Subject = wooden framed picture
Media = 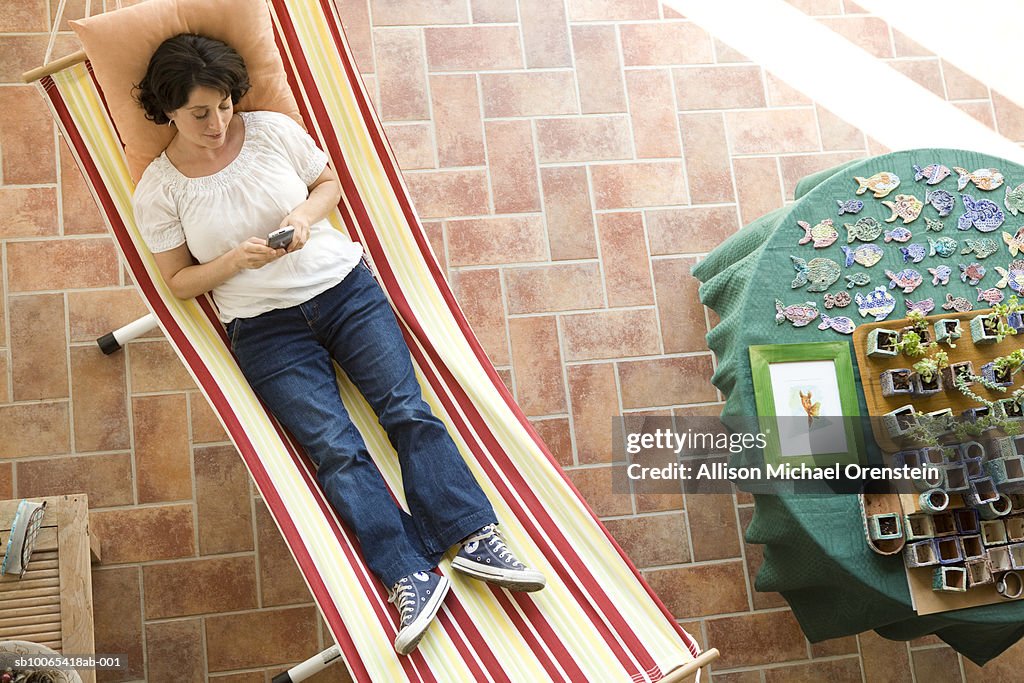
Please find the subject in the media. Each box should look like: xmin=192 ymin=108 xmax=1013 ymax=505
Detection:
xmin=749 ymin=341 xmax=864 ymax=468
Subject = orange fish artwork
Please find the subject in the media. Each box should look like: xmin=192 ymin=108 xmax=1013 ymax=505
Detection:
xmin=799 ymin=390 xmax=820 ymax=427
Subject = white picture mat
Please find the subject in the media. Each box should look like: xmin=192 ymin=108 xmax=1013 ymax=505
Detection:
xmin=768 ymin=359 xmax=848 ymax=457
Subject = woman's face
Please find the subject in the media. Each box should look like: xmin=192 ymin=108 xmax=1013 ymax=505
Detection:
xmin=167 ymin=85 xmax=234 ymax=150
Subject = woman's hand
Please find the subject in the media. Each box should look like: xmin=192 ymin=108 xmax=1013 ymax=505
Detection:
xmin=280 ymin=212 xmax=311 ymax=253
xmin=233 ymin=236 xmax=286 ymax=270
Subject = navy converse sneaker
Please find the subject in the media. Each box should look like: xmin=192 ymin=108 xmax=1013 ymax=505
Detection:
xmin=390 ymin=571 xmax=451 ymax=655
xmin=452 ymin=525 xmax=546 ymax=592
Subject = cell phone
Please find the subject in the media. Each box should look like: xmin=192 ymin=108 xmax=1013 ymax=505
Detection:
xmin=267 ymin=226 xmax=295 ymax=250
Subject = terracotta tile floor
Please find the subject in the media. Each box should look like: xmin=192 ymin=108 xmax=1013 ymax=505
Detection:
xmin=2 ymin=0 xmax=1023 ymax=681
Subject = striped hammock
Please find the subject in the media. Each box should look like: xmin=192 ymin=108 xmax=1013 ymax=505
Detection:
xmin=34 ymin=1 xmax=712 ymax=680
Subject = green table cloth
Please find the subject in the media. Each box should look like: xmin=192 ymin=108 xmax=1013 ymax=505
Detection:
xmin=693 ymin=149 xmax=1024 ymax=665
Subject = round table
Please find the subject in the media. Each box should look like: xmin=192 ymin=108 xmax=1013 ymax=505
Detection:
xmin=693 ymin=149 xmax=1024 ymax=665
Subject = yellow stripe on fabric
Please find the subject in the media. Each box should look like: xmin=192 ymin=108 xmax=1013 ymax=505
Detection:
xmin=48 ymin=65 xmax=433 ymax=682
xmin=284 ymin=1 xmax=699 ymax=679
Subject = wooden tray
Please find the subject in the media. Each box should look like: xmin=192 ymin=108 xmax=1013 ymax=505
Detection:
xmin=852 ymin=308 xmax=1024 ymax=453
xmin=853 ymin=309 xmax=1024 ymax=614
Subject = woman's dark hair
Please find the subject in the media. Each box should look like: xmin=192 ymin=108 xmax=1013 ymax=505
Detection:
xmin=135 ymin=33 xmax=251 ymax=125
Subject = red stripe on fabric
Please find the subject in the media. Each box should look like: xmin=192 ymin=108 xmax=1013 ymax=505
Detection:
xmin=310 ymin=2 xmax=686 ymax=677
xmin=438 ymin=599 xmax=510 ymax=683
xmin=43 ymin=78 xmax=378 ymax=683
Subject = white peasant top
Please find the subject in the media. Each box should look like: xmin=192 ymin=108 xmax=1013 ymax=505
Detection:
xmin=132 ymin=110 xmax=363 ymax=323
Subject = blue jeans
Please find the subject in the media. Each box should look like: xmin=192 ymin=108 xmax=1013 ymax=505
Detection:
xmin=227 ymin=263 xmax=496 ymax=587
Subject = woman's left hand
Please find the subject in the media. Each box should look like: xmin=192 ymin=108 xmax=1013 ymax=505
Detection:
xmin=280 ymin=212 xmax=311 ymax=253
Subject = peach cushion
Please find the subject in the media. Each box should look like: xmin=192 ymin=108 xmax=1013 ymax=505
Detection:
xmin=70 ymin=0 xmax=302 ymax=182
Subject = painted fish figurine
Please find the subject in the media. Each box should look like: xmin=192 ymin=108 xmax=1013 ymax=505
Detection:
xmin=845 ymin=273 xmax=871 ymax=288
xmin=882 ymin=194 xmax=924 ymax=224
xmin=960 ymin=262 xmax=986 ymax=285
xmin=942 ymin=293 xmax=973 ymax=312
xmin=1005 ymin=183 xmax=1024 ymax=217
xmin=884 ymin=226 xmax=913 ymax=243
xmin=855 ymin=286 xmax=897 ymax=321
xmin=900 ymin=243 xmax=927 ymax=263
xmin=775 ymin=299 xmax=819 ymax=327
xmin=885 ymin=268 xmax=923 ymax=294
xmin=977 ymin=287 xmax=1005 ymax=305
xmin=818 ymin=314 xmax=855 ymax=335
xmin=904 ymin=297 xmax=935 ymax=315
xmin=854 ymin=172 xmax=900 ymax=198
xmin=925 ymin=189 xmax=956 ymax=217
xmin=958 ymin=194 xmax=1005 ymax=232
xmin=994 ymin=260 xmax=1024 ymax=293
xmin=790 ymin=256 xmax=841 ymax=292
xmin=836 ymin=199 xmax=864 ymax=215
xmin=928 ymin=265 xmax=952 ymax=286
xmin=797 ymin=218 xmax=838 ymax=248
xmin=823 ymin=291 xmax=852 ymax=309
xmin=913 ymin=163 xmax=951 ymax=185
xmin=841 ymin=244 xmax=884 ymax=268
xmin=845 ymin=216 xmax=884 ymax=243
xmin=960 ymin=237 xmax=999 ymax=259
xmin=924 ymin=217 xmax=945 ymax=232
xmin=927 ymin=236 xmax=957 ymax=258
xmin=954 ymin=166 xmax=1004 ymax=192
xmin=1004 ymin=227 xmax=1024 ymax=257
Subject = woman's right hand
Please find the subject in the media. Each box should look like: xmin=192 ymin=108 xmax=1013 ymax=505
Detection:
xmin=233 ymin=237 xmax=286 ymax=270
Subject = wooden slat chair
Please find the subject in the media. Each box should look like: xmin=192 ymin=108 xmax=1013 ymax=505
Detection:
xmin=0 ymin=495 xmax=100 ymax=683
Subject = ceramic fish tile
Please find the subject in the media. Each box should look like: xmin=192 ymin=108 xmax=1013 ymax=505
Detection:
xmin=954 ymin=166 xmax=1005 ymax=192
xmin=823 ymin=291 xmax=852 ymax=309
xmin=885 ymin=268 xmax=923 ymax=294
xmin=995 ymin=260 xmax=1024 ymax=292
xmin=977 ymin=287 xmax=1005 ymax=304
xmin=1005 ymin=183 xmax=1024 ymax=217
xmin=818 ymin=314 xmax=855 ymax=335
xmin=959 ymin=262 xmax=986 ymax=285
xmin=797 ymin=218 xmax=839 ymax=248
xmin=958 ymin=194 xmax=1005 ymax=232
xmin=927 ymin=236 xmax=957 ymax=258
xmin=942 ymin=293 xmax=973 ymax=312
xmin=855 ymin=286 xmax=897 ymax=321
xmin=960 ymin=237 xmax=998 ymax=259
xmin=845 ymin=273 xmax=871 ymax=288
xmin=882 ymin=194 xmax=924 ymax=224
xmin=775 ymin=299 xmax=819 ymax=327
xmin=854 ymin=172 xmax=900 ymax=198
xmin=924 ymin=217 xmax=945 ymax=232
xmin=841 ymin=244 xmax=884 ymax=268
xmin=790 ymin=256 xmax=841 ymax=292
xmin=928 ymin=265 xmax=952 ymax=286
xmin=913 ymin=163 xmax=951 ymax=185
xmin=925 ymin=189 xmax=956 ymax=217
xmin=904 ymin=297 xmax=935 ymax=315
xmin=1004 ymin=227 xmax=1024 ymax=257
xmin=900 ymin=243 xmax=927 ymax=263
xmin=836 ymin=199 xmax=864 ymax=215
xmin=884 ymin=226 xmax=913 ymax=243
xmin=845 ymin=216 xmax=884 ymax=243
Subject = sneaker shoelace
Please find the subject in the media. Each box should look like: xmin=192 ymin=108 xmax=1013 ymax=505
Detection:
xmin=486 ymin=534 xmax=523 ymax=567
xmin=466 ymin=525 xmax=524 ymax=568
xmin=390 ymin=578 xmax=417 ymax=625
